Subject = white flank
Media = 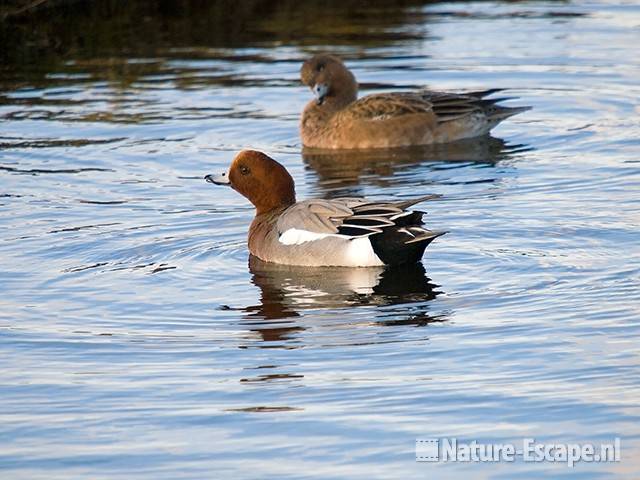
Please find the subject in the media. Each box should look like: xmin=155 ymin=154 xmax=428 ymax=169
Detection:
xmin=278 ymin=228 xmax=384 ymax=267
xmin=279 ymin=228 xmax=332 ymax=245
xmin=345 ymin=237 xmax=384 ymax=267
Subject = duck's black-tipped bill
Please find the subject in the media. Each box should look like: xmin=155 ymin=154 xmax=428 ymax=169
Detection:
xmin=204 ymin=173 xmax=230 ymax=185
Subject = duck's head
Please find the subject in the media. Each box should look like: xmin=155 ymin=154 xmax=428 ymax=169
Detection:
xmin=205 ymin=150 xmax=296 ymax=215
xmin=300 ymin=54 xmax=357 ymax=106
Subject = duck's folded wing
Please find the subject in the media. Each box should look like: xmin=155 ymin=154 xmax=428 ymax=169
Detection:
xmin=276 ymin=197 xmax=438 ymax=245
xmin=421 ymin=90 xmax=527 ymax=123
xmin=277 ymin=199 xmax=353 ymax=236
xmin=339 ymin=91 xmax=501 ymax=124
xmin=340 ymin=93 xmax=434 ymax=121
xmin=418 ymin=91 xmax=481 ymax=121
xmin=344 ymin=89 xmax=523 ymax=125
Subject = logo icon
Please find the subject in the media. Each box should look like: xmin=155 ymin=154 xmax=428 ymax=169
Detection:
xmin=416 ymin=438 xmax=439 ymax=462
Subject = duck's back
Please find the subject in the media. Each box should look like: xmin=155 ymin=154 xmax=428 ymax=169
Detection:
xmin=303 ymin=89 xmax=528 ymax=149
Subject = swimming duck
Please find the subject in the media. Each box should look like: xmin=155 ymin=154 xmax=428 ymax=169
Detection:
xmin=205 ymin=150 xmax=446 ymax=267
xmin=300 ymin=54 xmax=529 ymax=149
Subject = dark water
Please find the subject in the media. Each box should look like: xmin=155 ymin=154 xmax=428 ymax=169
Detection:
xmin=1 ymin=1 xmax=639 ymax=478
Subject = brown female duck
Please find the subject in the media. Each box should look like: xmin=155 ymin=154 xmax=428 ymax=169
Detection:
xmin=300 ymin=54 xmax=529 ymax=149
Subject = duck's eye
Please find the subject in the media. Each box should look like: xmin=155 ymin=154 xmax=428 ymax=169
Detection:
xmin=239 ymin=166 xmax=250 ymax=176
xmin=316 ymin=63 xmax=325 ymax=72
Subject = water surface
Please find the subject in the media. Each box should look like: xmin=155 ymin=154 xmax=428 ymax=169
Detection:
xmin=1 ymin=1 xmax=639 ymax=478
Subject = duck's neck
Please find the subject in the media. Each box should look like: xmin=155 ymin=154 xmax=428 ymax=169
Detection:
xmin=301 ymin=88 xmax=357 ymax=144
xmin=248 ymin=206 xmax=289 ymax=256
xmin=247 ymin=184 xmax=296 ymax=217
xmin=323 ymin=79 xmax=358 ymax=112
xmin=251 ymin=192 xmax=294 ymax=219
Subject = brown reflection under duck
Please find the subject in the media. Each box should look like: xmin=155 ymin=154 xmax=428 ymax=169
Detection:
xmin=205 ymin=150 xmax=446 ymax=267
xmin=303 ymin=135 xmax=527 ymax=189
xmin=300 ymin=54 xmax=530 ymax=149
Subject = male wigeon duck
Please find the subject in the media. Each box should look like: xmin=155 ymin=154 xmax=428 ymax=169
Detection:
xmin=300 ymin=54 xmax=530 ymax=149
xmin=205 ymin=150 xmax=446 ymax=267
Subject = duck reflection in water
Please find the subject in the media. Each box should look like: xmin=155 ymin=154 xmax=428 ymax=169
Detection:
xmin=240 ymin=256 xmax=445 ymax=344
xmin=303 ymin=136 xmax=530 ymax=193
xmin=237 ymin=259 xmax=445 ymax=384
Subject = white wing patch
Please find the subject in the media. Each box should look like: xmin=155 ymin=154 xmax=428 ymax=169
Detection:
xmin=278 ymin=228 xmax=384 ymax=267
xmin=279 ymin=228 xmax=335 ymax=245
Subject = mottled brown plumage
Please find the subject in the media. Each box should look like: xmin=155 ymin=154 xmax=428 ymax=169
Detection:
xmin=300 ymin=54 xmax=529 ymax=149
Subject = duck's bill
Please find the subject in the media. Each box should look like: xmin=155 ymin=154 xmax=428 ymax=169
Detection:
xmin=313 ymin=83 xmax=328 ymax=105
xmin=204 ymin=172 xmax=230 ymax=185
